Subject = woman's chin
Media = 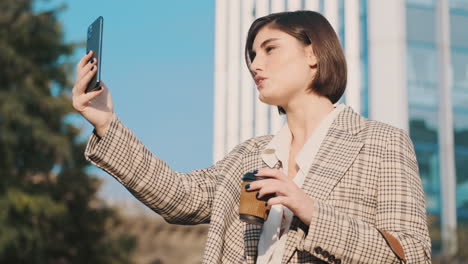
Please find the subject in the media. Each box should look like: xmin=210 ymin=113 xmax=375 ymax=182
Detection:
xmin=258 ymin=93 xmax=281 ymax=106
xmin=258 ymin=93 xmax=271 ymax=104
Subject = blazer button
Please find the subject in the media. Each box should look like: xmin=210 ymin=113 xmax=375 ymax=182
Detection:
xmin=328 ymin=255 xmax=335 ymax=262
xmin=314 ymin=246 xmax=323 ymax=255
xmin=323 ymin=250 xmax=330 ymax=258
xmin=335 ymin=259 xmax=341 ymax=264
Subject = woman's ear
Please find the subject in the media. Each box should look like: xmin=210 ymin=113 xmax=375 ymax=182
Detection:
xmin=305 ymin=45 xmax=318 ymax=68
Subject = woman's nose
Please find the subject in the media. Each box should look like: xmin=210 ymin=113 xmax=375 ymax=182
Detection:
xmin=249 ymin=56 xmax=263 ymax=75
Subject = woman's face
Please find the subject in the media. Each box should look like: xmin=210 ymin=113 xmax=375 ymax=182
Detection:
xmin=249 ymin=26 xmax=317 ymax=108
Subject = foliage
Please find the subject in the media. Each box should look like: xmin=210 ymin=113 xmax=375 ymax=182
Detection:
xmin=0 ymin=0 xmax=135 ymax=263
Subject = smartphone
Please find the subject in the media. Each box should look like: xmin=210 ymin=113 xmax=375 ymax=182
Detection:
xmin=85 ymin=16 xmax=104 ymax=93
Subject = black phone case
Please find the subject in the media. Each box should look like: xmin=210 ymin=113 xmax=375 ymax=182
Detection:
xmin=85 ymin=16 xmax=103 ymax=93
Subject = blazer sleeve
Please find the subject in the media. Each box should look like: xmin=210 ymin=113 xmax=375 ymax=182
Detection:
xmin=84 ymin=113 xmax=246 ymax=225
xmin=296 ymin=129 xmax=431 ymax=263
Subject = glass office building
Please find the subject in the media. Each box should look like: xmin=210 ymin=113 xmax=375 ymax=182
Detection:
xmin=213 ymin=0 xmax=468 ymax=257
xmin=406 ymin=0 xmax=468 ymax=256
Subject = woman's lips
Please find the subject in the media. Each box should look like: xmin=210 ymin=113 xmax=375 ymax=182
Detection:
xmin=257 ymin=80 xmax=264 ymax=89
xmin=255 ymin=78 xmax=267 ymax=89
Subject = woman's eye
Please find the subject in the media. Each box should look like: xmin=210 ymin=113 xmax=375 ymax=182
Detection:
xmin=266 ymin=46 xmax=275 ymax=53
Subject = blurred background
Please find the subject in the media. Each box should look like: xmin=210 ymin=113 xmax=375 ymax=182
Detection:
xmin=0 ymin=0 xmax=467 ymax=263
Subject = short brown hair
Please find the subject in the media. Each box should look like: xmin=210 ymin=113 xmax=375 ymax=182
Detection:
xmin=245 ymin=10 xmax=347 ymax=114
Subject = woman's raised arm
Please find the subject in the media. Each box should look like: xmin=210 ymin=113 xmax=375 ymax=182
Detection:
xmin=84 ymin=114 xmax=249 ymax=224
xmin=72 ymin=51 xmax=238 ymax=224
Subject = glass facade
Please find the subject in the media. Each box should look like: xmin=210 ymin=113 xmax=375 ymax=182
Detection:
xmin=450 ymin=1 xmax=468 ymax=222
xmin=359 ymin=0 xmax=369 ymax=118
xmin=405 ymin=0 xmax=442 ymax=253
xmin=406 ymin=0 xmax=468 ymax=256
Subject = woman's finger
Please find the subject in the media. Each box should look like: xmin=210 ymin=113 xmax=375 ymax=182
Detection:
xmin=73 ymin=59 xmax=97 ymax=95
xmin=256 ymin=182 xmax=286 ymax=199
xmin=247 ymin=178 xmax=277 ymax=191
xmin=266 ymin=196 xmax=288 ymax=208
xmin=77 ymin=50 xmax=94 ymax=71
xmin=100 ymin=80 xmax=107 ymax=88
xmin=254 ymin=168 xmax=285 ymax=180
xmin=76 ymin=64 xmax=98 ymax=95
xmin=77 ymin=57 xmax=98 ymax=82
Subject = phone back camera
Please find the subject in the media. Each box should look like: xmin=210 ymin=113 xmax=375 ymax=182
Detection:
xmin=87 ymin=27 xmax=93 ymax=39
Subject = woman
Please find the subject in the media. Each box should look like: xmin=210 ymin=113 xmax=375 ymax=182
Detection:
xmin=72 ymin=11 xmax=431 ymax=264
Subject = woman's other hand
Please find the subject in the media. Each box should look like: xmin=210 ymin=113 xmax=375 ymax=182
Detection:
xmin=72 ymin=51 xmax=114 ymax=137
xmin=247 ymin=168 xmax=315 ymax=226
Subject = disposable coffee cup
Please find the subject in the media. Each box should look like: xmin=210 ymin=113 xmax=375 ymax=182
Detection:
xmin=239 ymin=172 xmax=274 ymax=225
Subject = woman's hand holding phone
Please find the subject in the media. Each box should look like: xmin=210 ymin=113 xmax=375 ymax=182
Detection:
xmin=72 ymin=50 xmax=114 ymax=137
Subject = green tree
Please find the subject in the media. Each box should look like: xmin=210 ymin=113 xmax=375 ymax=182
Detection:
xmin=0 ymin=0 xmax=135 ymax=263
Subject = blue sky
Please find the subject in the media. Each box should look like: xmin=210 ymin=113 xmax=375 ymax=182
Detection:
xmin=37 ymin=1 xmax=216 ymax=201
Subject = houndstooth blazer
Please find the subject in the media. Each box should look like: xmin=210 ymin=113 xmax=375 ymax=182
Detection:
xmin=85 ymin=106 xmax=431 ymax=264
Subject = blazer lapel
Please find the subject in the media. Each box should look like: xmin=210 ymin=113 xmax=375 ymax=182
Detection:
xmin=301 ymin=127 xmax=364 ymax=200
xmin=301 ymin=106 xmax=365 ymax=201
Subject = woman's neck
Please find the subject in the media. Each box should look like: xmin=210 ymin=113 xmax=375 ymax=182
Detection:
xmin=284 ymin=95 xmax=334 ymax=146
